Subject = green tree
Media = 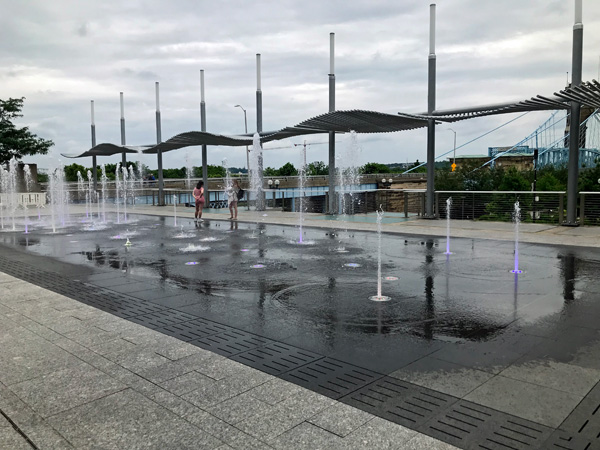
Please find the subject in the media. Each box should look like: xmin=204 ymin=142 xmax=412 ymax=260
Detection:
xmin=192 ymin=165 xmax=225 ymax=178
xmin=578 ymin=160 xmax=600 ymax=192
xmin=64 ymin=163 xmax=88 ymax=182
xmin=277 ymin=162 xmax=297 ymax=176
xmin=497 ymin=167 xmax=530 ymax=191
xmin=406 ymin=160 xmax=428 ymax=173
xmin=264 ymin=167 xmax=277 ymax=177
xmin=102 ymin=162 xmax=138 ymax=180
xmin=361 ymin=162 xmax=390 ymax=174
xmin=306 ymin=161 xmax=328 ymax=176
xmin=0 ymin=97 xmax=54 ymax=165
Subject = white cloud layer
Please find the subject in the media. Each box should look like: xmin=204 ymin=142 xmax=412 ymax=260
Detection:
xmin=1 ymin=0 xmax=599 ymax=171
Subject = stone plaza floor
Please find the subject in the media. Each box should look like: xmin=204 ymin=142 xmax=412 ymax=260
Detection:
xmin=1 ymin=205 xmax=600 ymax=449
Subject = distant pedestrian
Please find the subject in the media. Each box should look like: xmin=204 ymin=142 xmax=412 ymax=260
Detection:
xmin=193 ymin=181 xmax=205 ymax=221
xmin=226 ymin=179 xmax=240 ymax=220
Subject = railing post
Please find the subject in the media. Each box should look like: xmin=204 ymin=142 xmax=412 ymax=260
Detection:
xmin=404 ymin=191 xmax=408 ymax=218
xmin=435 ymin=192 xmax=439 ymax=218
xmin=580 ymin=193 xmax=586 ymax=225
xmin=472 ymin=192 xmax=475 ymax=220
xmin=559 ymin=193 xmax=564 ymax=224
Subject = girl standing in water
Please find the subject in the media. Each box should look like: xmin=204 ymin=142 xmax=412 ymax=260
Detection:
xmin=226 ymin=179 xmax=240 ymax=220
xmin=193 ymin=181 xmax=205 ymax=221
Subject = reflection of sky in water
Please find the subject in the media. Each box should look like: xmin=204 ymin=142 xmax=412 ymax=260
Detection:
xmin=180 ymin=244 xmax=210 ymax=252
xmin=185 ymin=262 xmax=198 ymax=265
xmin=252 ymin=264 xmax=265 ymax=268
xmin=345 ymin=263 xmax=361 ymax=268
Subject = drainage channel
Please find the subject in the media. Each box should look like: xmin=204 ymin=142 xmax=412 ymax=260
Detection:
xmin=0 ymin=408 xmax=39 ymax=449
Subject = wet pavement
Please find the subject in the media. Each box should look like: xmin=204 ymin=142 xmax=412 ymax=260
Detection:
xmin=1 ymin=205 xmax=600 ymax=449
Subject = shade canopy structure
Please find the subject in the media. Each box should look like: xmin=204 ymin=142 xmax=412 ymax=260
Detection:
xmin=61 ymin=79 xmax=600 ymax=159
xmin=61 ymin=111 xmax=431 ymax=158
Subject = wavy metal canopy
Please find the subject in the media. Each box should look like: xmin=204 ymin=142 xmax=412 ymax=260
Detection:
xmin=62 ymin=80 xmax=600 ymax=159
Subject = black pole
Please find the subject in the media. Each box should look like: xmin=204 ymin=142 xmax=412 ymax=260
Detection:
xmin=566 ymin=0 xmax=583 ymax=226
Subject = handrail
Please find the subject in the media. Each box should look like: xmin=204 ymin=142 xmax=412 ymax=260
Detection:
xmin=436 ymin=190 xmax=566 ymax=194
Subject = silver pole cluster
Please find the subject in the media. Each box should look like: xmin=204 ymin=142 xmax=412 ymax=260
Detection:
xmin=155 ymin=81 xmax=165 ymax=205
xmin=200 ymin=70 xmax=208 ymax=199
xmin=425 ymin=3 xmax=436 ymax=218
xmin=328 ymin=32 xmax=336 ymax=215
xmin=120 ymin=92 xmax=127 ymax=166
xmin=566 ymin=0 xmax=583 ymax=225
xmin=90 ymin=100 xmax=97 ymax=191
xmin=255 ymin=54 xmax=265 ymax=210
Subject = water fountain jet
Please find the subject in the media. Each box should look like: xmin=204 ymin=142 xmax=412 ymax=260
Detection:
xmin=370 ymin=206 xmax=391 ymax=302
xmin=511 ymin=201 xmax=523 ymax=274
xmin=444 ymin=197 xmax=452 ymax=255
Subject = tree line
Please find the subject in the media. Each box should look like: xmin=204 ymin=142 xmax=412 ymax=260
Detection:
xmin=37 ymin=159 xmax=600 ymax=193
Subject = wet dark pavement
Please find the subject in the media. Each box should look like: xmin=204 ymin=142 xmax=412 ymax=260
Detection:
xmin=2 ymin=211 xmax=600 ymax=449
xmin=3 ymin=215 xmax=595 ymax=373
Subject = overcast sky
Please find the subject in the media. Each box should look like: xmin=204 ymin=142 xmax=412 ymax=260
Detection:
xmin=1 ymin=0 xmax=599 ymax=172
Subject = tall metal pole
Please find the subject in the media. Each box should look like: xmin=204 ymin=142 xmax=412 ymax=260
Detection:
xmin=90 ymin=100 xmax=97 ymax=191
xmin=120 ymin=92 xmax=126 ymax=167
xmin=425 ymin=3 xmax=437 ymax=218
xmin=566 ymin=0 xmax=583 ymax=225
xmin=200 ymin=70 xmax=208 ymax=203
xmin=256 ymin=53 xmax=265 ymax=210
xmin=328 ymin=32 xmax=336 ymax=215
xmin=234 ymin=104 xmax=250 ymax=210
xmin=155 ymin=82 xmax=165 ymax=206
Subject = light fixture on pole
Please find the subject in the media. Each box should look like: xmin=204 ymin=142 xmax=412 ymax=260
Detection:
xmin=267 ymin=179 xmax=274 ymax=207
xmin=448 ymin=128 xmax=457 ymax=171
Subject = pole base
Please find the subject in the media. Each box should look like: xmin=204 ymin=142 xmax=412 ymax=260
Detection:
xmin=422 ymin=214 xmax=438 ymax=220
xmin=561 ymin=221 xmax=580 ymax=227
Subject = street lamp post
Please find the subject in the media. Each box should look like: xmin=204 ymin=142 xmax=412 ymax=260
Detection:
xmin=268 ymin=179 xmax=274 ymax=207
xmin=234 ymin=104 xmax=250 ymax=210
xmin=448 ymin=128 xmax=457 ymax=171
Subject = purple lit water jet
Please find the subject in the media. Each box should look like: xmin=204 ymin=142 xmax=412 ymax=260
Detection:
xmin=510 ymin=201 xmax=523 ymax=274
xmin=444 ymin=197 xmax=452 ymax=255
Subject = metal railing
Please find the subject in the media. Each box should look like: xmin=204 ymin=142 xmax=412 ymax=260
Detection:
xmin=23 ymin=184 xmax=600 ymax=225
xmin=435 ymin=191 xmax=565 ymax=224
xmin=0 ymin=192 xmax=47 ymax=207
xmin=580 ymin=192 xmax=600 ymax=225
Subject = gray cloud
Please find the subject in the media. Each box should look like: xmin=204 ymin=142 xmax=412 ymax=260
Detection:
xmin=1 ymin=0 xmax=598 ymax=172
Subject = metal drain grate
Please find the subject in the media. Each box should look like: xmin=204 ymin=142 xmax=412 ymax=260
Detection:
xmin=342 ymin=377 xmax=458 ymax=429
xmin=421 ymin=400 xmax=553 ymax=449
xmin=543 ymin=396 xmax=600 ymax=449
xmin=189 ymin=329 xmax=274 ymax=357
xmin=128 ymin=310 xmax=198 ymax=329
xmin=281 ymin=358 xmax=383 ymax=399
xmin=155 ymin=318 xmax=230 ymax=341
xmin=232 ymin=342 xmax=323 ymax=376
